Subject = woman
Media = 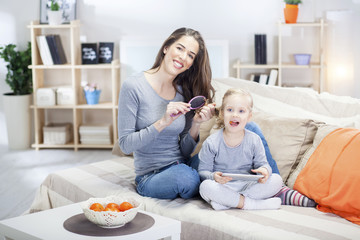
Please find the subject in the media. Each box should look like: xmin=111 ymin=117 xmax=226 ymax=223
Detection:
xmin=118 ymin=28 xmax=216 ymax=199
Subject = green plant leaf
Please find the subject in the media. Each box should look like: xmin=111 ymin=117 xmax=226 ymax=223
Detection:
xmin=0 ymin=42 xmax=32 ymax=95
xmin=284 ymin=0 xmax=302 ymax=4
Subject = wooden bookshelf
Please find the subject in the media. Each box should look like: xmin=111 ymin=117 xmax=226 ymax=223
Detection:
xmin=28 ymin=20 xmax=120 ymax=150
xmin=233 ymin=19 xmax=326 ymax=92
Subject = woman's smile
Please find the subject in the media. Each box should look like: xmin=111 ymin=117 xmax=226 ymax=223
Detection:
xmin=173 ymin=60 xmax=184 ymax=69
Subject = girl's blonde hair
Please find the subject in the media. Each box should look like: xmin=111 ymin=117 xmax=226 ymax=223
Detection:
xmin=215 ymin=88 xmax=253 ymax=129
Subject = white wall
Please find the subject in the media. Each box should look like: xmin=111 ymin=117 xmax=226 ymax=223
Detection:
xmin=1 ymin=0 xmax=359 ymax=111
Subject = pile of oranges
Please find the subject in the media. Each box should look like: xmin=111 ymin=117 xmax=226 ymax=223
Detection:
xmin=90 ymin=202 xmax=134 ymax=212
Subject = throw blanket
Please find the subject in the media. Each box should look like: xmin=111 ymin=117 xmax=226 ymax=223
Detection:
xmin=294 ymin=128 xmax=360 ymax=225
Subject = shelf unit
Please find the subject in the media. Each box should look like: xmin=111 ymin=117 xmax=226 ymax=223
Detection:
xmin=233 ymin=19 xmax=326 ymax=92
xmin=28 ymin=20 xmax=120 ymax=150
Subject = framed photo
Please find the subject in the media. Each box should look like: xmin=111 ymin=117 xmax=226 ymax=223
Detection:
xmin=98 ymin=42 xmax=114 ymax=64
xmin=40 ymin=0 xmax=77 ymax=24
xmin=82 ymin=43 xmax=98 ymax=64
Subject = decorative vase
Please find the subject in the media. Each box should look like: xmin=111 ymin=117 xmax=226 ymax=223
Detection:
xmin=3 ymin=93 xmax=32 ymax=150
xmin=284 ymin=4 xmax=299 ymax=24
xmin=84 ymin=90 xmax=101 ymax=105
xmin=47 ymin=10 xmax=63 ymax=25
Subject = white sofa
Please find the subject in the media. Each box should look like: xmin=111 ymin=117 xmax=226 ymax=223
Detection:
xmin=29 ymin=78 xmax=360 ymax=239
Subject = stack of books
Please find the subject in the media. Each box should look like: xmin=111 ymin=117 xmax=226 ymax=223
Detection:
xmin=254 ymin=34 xmax=267 ymax=64
xmin=250 ymin=69 xmax=278 ymax=86
xmin=36 ymin=34 xmax=67 ymax=65
xmin=79 ymin=124 xmax=112 ymax=145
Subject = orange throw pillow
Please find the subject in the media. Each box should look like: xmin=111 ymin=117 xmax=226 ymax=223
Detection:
xmin=294 ymin=128 xmax=360 ymax=225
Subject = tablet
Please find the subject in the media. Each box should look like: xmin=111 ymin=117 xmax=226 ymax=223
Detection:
xmin=222 ymin=173 xmax=264 ymax=181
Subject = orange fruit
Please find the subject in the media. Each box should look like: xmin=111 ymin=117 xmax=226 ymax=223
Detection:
xmin=90 ymin=203 xmax=104 ymax=212
xmin=119 ymin=201 xmax=133 ymax=211
xmin=106 ymin=203 xmax=119 ymax=209
xmin=104 ymin=207 xmax=120 ymax=212
xmin=104 ymin=203 xmax=120 ymax=212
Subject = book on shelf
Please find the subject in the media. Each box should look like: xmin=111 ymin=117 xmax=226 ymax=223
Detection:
xmin=80 ymin=138 xmax=112 ymax=145
xmin=250 ymin=74 xmax=261 ymax=83
xmin=267 ymin=69 xmax=278 ymax=86
xmin=45 ymin=35 xmax=61 ymax=64
xmin=250 ymin=71 xmax=278 ymax=86
xmin=259 ymin=74 xmax=268 ymax=85
xmin=36 ymin=35 xmax=53 ymax=65
xmin=80 ymin=134 xmax=110 ymax=139
xmin=261 ymin=34 xmax=267 ymax=64
xmin=44 ymin=35 xmax=67 ymax=65
xmin=54 ymin=35 xmax=67 ymax=64
xmin=79 ymin=124 xmax=111 ymax=135
xmin=254 ymin=34 xmax=267 ymax=64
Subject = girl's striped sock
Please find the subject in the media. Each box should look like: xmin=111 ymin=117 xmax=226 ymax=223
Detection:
xmin=274 ymin=186 xmax=316 ymax=207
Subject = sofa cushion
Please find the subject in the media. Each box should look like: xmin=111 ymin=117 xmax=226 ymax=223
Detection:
xmin=293 ymin=128 xmax=360 ymax=225
xmin=287 ymin=124 xmax=339 ymax=188
xmin=213 ymin=78 xmax=360 ymax=127
xmin=192 ymin=117 xmax=216 ymax=157
xmin=250 ymin=112 xmax=320 ymax=182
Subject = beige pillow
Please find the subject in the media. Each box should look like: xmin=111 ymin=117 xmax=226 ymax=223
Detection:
xmin=286 ymin=124 xmax=339 ymax=188
xmin=251 ymin=112 xmax=321 ymax=182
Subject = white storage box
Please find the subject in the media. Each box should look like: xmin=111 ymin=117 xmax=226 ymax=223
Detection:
xmin=56 ymin=87 xmax=74 ymax=105
xmin=43 ymin=123 xmax=72 ymax=145
xmin=37 ymin=88 xmax=56 ymax=106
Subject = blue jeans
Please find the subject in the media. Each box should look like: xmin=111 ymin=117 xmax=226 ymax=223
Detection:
xmin=135 ymin=162 xmax=200 ymax=199
xmin=245 ymin=122 xmax=280 ymax=174
xmin=190 ymin=121 xmax=280 ymax=174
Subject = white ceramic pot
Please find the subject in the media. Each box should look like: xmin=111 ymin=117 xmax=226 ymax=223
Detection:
xmin=3 ymin=93 xmax=32 ymax=150
xmin=47 ymin=10 xmax=63 ymax=25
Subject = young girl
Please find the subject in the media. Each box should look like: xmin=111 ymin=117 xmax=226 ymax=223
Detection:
xmin=198 ymin=88 xmax=283 ymax=210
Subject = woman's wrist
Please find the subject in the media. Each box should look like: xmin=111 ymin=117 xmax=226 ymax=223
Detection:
xmin=154 ymin=118 xmax=168 ymax=132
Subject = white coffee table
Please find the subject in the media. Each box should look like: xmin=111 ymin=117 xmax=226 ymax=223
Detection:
xmin=0 ymin=203 xmax=181 ymax=240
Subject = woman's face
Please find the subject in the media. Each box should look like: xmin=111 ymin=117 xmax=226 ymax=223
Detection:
xmin=222 ymin=94 xmax=252 ymax=133
xmin=162 ymin=36 xmax=199 ymax=77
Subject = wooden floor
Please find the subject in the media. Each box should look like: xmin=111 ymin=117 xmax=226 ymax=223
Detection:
xmin=0 ymin=144 xmax=114 ymax=221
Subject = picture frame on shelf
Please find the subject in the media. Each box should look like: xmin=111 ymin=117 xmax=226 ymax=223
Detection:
xmin=40 ymin=0 xmax=77 ymax=24
xmin=98 ymin=42 xmax=114 ymax=64
xmin=81 ymin=43 xmax=98 ymax=64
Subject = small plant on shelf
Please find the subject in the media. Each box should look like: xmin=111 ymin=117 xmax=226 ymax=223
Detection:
xmin=83 ymin=82 xmax=101 ymax=105
xmin=47 ymin=0 xmax=63 ymax=25
xmin=83 ymin=83 xmax=99 ymax=92
xmin=48 ymin=0 xmax=61 ymax=11
xmin=284 ymin=0 xmax=302 ymax=5
xmin=283 ymin=0 xmax=302 ymax=23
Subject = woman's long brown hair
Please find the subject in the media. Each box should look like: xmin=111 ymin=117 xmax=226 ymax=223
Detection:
xmin=150 ymin=28 xmax=215 ymax=103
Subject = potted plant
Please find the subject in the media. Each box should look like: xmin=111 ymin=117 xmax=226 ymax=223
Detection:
xmin=0 ymin=42 xmax=33 ymax=149
xmin=47 ymin=0 xmax=63 ymax=25
xmin=284 ymin=0 xmax=302 ymax=24
xmin=83 ymin=82 xmax=101 ymax=105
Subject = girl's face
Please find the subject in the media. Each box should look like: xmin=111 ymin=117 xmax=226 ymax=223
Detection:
xmin=162 ymin=36 xmax=199 ymax=77
xmin=222 ymin=94 xmax=252 ymax=133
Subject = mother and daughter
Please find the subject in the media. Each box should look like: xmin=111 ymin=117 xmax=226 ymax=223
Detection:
xmin=117 ymin=27 xmax=315 ymax=210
